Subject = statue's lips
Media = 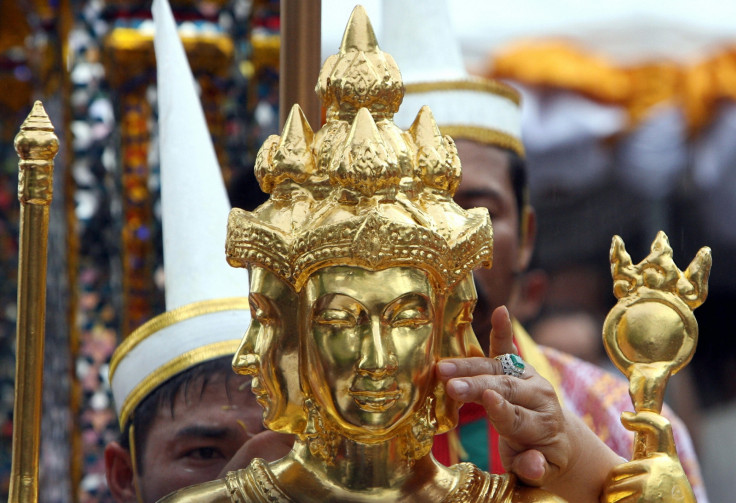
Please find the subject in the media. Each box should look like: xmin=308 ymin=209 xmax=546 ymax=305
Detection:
xmin=349 ymin=389 xmax=403 ymax=412
xmin=251 ymin=377 xmax=270 ymax=405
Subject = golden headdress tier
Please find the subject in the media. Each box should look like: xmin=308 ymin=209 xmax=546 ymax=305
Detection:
xmin=316 ymin=5 xmax=403 ymax=122
xmin=226 ymin=6 xmax=493 ymax=291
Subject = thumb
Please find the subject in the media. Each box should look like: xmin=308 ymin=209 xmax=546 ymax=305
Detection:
xmin=509 ymin=449 xmax=548 ymax=486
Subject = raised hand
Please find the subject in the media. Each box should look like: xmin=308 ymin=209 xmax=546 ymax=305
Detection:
xmin=437 ymin=306 xmax=621 ymax=501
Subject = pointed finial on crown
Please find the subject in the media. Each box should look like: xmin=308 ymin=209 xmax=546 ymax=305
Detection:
xmin=331 ymin=107 xmax=399 ymax=198
xmin=256 ymin=104 xmax=317 ymax=196
xmin=228 ymin=5 xmax=494 ymax=292
xmin=339 ymin=4 xmax=379 ymax=52
xmin=316 ymin=5 xmax=404 ymax=122
xmin=409 ymin=105 xmax=461 ymax=195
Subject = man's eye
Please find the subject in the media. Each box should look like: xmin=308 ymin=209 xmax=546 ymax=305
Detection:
xmin=313 ymin=309 xmax=357 ymax=327
xmin=391 ymin=309 xmax=430 ymax=328
xmin=184 ymin=447 xmax=223 ymax=461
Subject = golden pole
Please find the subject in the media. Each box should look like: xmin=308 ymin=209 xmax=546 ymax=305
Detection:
xmin=279 ymin=0 xmax=322 ymax=129
xmin=9 ymin=101 xmax=58 ymax=503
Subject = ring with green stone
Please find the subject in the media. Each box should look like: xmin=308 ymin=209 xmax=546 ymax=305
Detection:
xmin=495 ymin=353 xmax=526 ymax=378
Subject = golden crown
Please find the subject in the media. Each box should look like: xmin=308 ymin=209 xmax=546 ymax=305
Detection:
xmin=226 ymin=6 xmax=493 ymax=291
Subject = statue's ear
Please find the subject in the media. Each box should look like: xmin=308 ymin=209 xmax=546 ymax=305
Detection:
xmin=104 ymin=441 xmax=138 ymax=503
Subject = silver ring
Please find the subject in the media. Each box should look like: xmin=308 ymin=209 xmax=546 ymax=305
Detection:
xmin=495 ymin=353 xmax=526 ymax=378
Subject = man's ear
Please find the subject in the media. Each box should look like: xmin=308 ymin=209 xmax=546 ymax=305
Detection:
xmin=517 ymin=205 xmax=537 ymax=273
xmin=104 ymin=441 xmax=138 ymax=503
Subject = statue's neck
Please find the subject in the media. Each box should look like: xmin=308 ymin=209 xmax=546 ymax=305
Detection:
xmin=277 ymin=437 xmax=443 ymax=500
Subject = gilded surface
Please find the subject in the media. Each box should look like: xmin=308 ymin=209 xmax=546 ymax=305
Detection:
xmin=160 ymin=5 xmax=701 ymax=503
xmin=601 ymin=232 xmax=711 ymax=502
xmin=164 ymin=6 xmax=541 ymax=502
xmin=14 ymin=101 xmax=58 ymax=205
xmin=10 ymin=101 xmax=57 ymax=503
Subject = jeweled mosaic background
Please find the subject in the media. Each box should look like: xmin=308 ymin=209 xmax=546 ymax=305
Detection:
xmin=0 ymin=1 xmax=277 ymax=501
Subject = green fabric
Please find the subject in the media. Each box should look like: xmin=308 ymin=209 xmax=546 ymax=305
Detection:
xmin=459 ymin=418 xmax=488 ymax=471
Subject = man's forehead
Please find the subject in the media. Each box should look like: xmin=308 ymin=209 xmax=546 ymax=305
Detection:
xmin=166 ymin=372 xmax=249 ymax=408
xmin=455 ymin=141 xmax=512 ymax=192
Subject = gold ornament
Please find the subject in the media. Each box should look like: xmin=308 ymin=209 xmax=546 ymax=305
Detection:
xmin=162 ymin=6 xmax=560 ymax=502
xmin=602 ymin=232 xmax=711 ymax=502
xmin=10 ymin=101 xmax=58 ymax=503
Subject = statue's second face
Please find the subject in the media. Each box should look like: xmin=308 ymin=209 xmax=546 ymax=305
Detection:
xmin=233 ymin=266 xmax=303 ymax=432
xmin=434 ymin=273 xmax=483 ymax=432
xmin=304 ymin=265 xmax=435 ymax=436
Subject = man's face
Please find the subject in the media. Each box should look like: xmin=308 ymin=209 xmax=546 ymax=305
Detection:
xmin=452 ymin=140 xmax=533 ymax=346
xmin=137 ymin=373 xmax=263 ymax=502
xmin=304 ymin=266 xmax=435 ymax=437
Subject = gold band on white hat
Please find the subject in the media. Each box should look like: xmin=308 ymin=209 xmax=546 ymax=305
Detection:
xmin=381 ymin=0 xmax=525 ymax=156
xmin=400 ymin=79 xmax=524 ymax=156
xmin=110 ymin=297 xmax=248 ymax=428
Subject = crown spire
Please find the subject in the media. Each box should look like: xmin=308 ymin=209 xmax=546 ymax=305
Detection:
xmin=339 ymin=5 xmax=379 ymax=53
xmin=331 ymin=107 xmax=398 ymax=198
xmin=316 ymin=6 xmax=403 ymax=122
xmin=227 ymin=6 xmax=493 ymax=292
xmin=268 ymin=104 xmax=316 ymax=192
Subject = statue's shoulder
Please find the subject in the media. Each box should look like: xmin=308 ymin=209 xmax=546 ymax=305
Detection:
xmin=443 ymin=463 xmax=566 ymax=503
xmin=226 ymin=458 xmax=293 ymax=503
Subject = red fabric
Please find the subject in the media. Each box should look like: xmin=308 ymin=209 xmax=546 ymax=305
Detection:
xmin=433 ymin=430 xmax=451 ymax=465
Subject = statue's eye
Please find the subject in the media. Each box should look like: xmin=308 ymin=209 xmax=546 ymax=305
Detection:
xmin=253 ymin=308 xmax=274 ymax=326
xmin=250 ymin=296 xmax=274 ymax=326
xmin=314 ymin=309 xmax=357 ymax=328
xmin=457 ymin=303 xmax=475 ymax=326
xmin=391 ymin=308 xmax=430 ymax=328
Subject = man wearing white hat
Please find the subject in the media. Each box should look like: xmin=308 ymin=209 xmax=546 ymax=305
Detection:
xmin=381 ymin=1 xmax=707 ymax=500
xmin=103 ymin=1 xmax=290 ymax=501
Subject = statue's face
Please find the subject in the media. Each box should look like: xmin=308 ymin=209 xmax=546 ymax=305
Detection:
xmin=233 ymin=266 xmax=303 ymax=432
xmin=435 ymin=273 xmax=483 ymax=432
xmin=441 ymin=273 xmax=481 ymax=360
xmin=303 ymin=266 xmax=435 ymax=436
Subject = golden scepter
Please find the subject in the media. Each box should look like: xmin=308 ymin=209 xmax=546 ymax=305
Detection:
xmin=601 ymin=231 xmax=710 ymax=501
xmin=9 ymin=101 xmax=58 ymax=503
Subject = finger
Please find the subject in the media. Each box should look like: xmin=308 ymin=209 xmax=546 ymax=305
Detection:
xmin=443 ymin=366 xmax=546 ymax=413
xmin=489 ymin=306 xmax=517 ymax=357
xmin=601 ymin=491 xmax=640 ymax=503
xmin=480 ymin=388 xmax=551 ymax=440
xmin=508 ymin=449 xmax=548 ymax=486
xmin=607 ymin=459 xmax=649 ymax=482
xmin=437 ymin=356 xmax=535 ymax=382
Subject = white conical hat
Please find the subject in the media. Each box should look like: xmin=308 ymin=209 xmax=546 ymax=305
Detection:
xmin=109 ymin=0 xmax=250 ymax=428
xmin=381 ymin=0 xmax=524 ymax=156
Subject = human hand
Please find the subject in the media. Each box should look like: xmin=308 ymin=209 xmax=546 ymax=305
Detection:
xmin=218 ymin=430 xmax=294 ymax=477
xmin=437 ymin=305 xmax=620 ymax=501
xmin=601 ymin=411 xmax=695 ymax=503
xmin=436 ymin=305 xmax=572 ymax=486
